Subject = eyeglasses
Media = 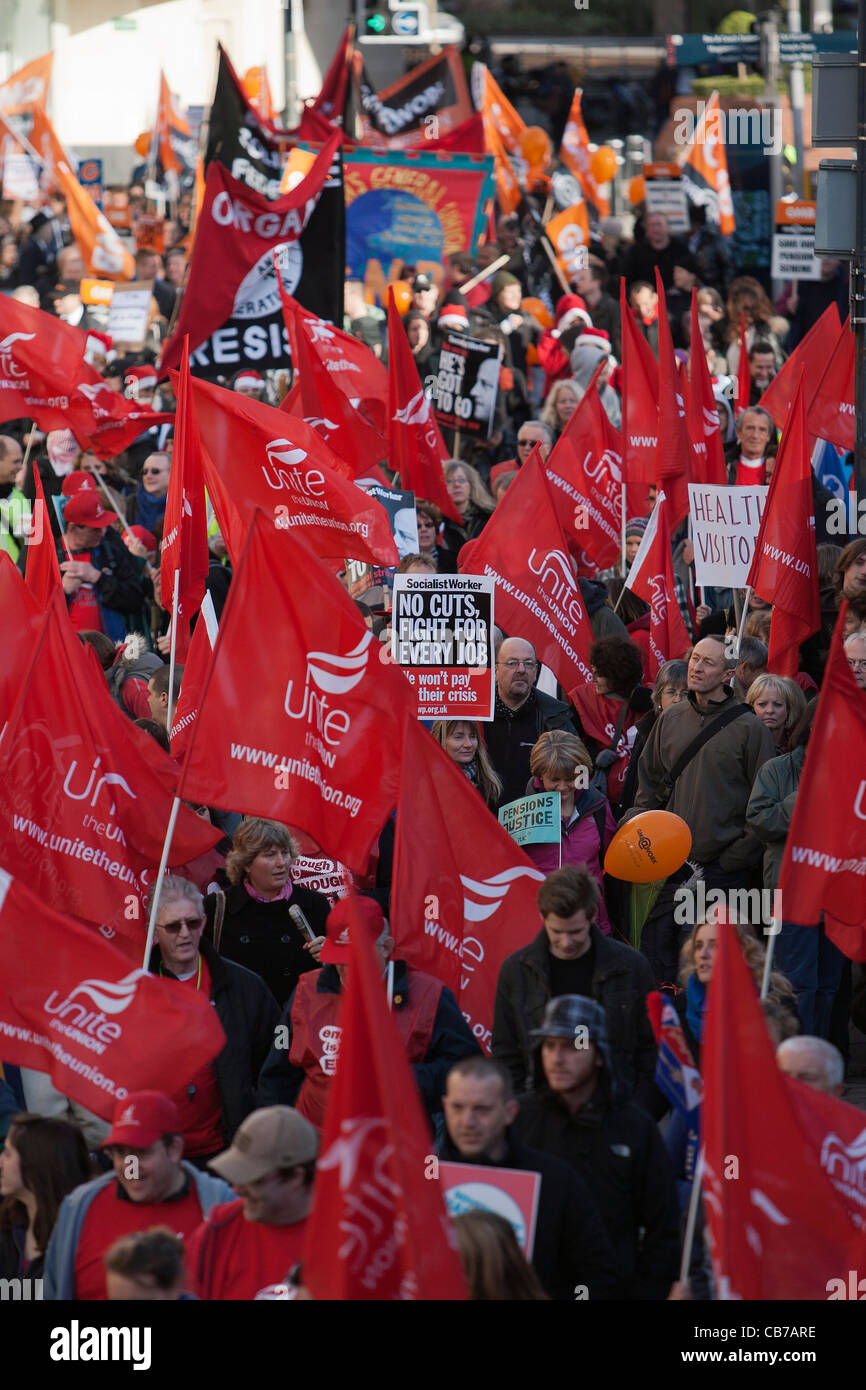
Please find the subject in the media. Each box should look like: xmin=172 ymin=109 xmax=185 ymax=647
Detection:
xmin=159 ymin=916 xmax=203 ymax=933
xmin=497 ymin=658 xmax=537 ymax=670
xmin=142 ymin=467 xmax=166 ymax=476
xmin=517 ymin=437 xmax=539 ymax=448
xmin=849 ymin=659 xmax=866 ymax=670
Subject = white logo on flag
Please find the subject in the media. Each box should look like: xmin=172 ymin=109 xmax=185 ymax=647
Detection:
xmin=45 ymin=968 xmax=148 ymax=1017
xmin=0 ymin=330 xmax=34 ymax=377
xmin=393 ymin=389 xmax=431 ymax=427
xmin=460 ymin=866 xmax=544 ymax=922
xmin=306 ymin=633 xmax=372 ymax=696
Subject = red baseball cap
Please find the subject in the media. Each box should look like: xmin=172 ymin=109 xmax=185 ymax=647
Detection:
xmin=101 ymin=1091 xmax=180 ymax=1148
xmin=127 ymin=524 xmax=157 ymax=553
xmin=320 ymin=897 xmax=386 ymax=964
xmin=64 ymin=491 xmax=118 ymax=528
xmin=61 ymin=470 xmax=97 ymax=498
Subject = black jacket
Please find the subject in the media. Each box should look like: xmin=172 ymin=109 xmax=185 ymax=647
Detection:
xmin=485 ymin=687 xmax=577 ymax=807
xmin=256 ymin=960 xmax=479 ymax=1122
xmin=492 ymin=925 xmax=658 ymax=1113
xmin=515 ymin=1083 xmax=680 ymax=1299
xmin=149 ymin=937 xmax=280 ymax=1143
xmin=438 ymin=1129 xmax=620 ymax=1301
xmin=204 ymin=882 xmax=330 ymax=1008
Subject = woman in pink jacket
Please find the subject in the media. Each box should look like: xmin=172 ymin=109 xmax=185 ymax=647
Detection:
xmin=523 ymin=730 xmax=617 ymax=935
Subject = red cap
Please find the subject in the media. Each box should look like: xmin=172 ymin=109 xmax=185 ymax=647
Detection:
xmin=320 ymin=896 xmax=386 ymax=964
xmin=101 ymin=1091 xmax=180 ymax=1148
xmin=61 ymin=470 xmax=97 ymax=498
xmin=127 ymin=524 xmax=157 ymax=553
xmin=64 ymin=491 xmax=117 ymax=528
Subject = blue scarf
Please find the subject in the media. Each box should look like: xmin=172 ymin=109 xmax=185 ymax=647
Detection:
xmin=134 ymin=483 xmax=167 ymax=534
xmin=686 ymin=973 xmax=707 ymax=1043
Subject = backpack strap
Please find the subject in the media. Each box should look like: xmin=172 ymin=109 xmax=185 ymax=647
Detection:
xmin=660 ymin=702 xmax=752 ymax=806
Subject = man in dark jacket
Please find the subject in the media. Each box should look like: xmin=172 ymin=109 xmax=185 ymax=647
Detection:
xmin=148 ymin=876 xmax=281 ymax=1159
xmin=257 ymin=897 xmax=479 ymax=1134
xmin=492 ymin=866 xmax=659 ymax=1114
xmin=486 ymin=637 xmax=577 ymax=804
xmin=439 ymin=1056 xmax=619 ymax=1300
xmin=515 ymin=995 xmax=680 ymax=1299
xmin=59 ymin=491 xmax=147 ymax=642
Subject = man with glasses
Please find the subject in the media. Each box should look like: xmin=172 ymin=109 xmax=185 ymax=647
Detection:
xmin=147 ymin=876 xmax=281 ymax=1163
xmin=486 ymin=636 xmax=577 ymax=805
xmin=845 ymin=630 xmax=866 ymax=691
xmin=516 ymin=421 xmax=553 ymax=464
xmin=623 ymin=636 xmax=775 ymax=986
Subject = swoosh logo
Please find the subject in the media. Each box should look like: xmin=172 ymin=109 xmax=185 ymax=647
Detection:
xmin=62 ymin=969 xmax=149 ymax=1014
xmin=460 ymin=866 xmax=544 ymax=922
xmin=307 ymin=632 xmax=372 ymax=694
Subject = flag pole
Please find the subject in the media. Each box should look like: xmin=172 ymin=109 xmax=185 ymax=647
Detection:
xmin=142 ymin=794 xmax=181 ymax=966
xmin=386 ymin=958 xmax=394 ymax=1011
xmin=620 ymin=482 xmax=627 ymax=576
xmin=679 ymin=1148 xmax=703 ymax=1285
xmin=760 ymin=919 xmax=778 ymax=1000
xmin=167 ymin=570 xmax=180 ymax=732
xmin=734 ymin=585 xmax=752 ymax=659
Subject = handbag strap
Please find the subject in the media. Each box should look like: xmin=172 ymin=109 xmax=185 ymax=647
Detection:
xmin=661 ymin=702 xmax=752 ymax=803
xmin=211 ymin=889 xmax=226 ymax=955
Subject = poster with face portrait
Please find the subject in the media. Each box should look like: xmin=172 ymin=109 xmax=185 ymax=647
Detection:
xmin=431 ymin=331 xmax=504 ymax=438
xmin=344 ymin=482 xmax=417 ymax=610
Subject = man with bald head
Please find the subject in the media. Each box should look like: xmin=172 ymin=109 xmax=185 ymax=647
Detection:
xmin=624 ymin=635 xmax=775 ymax=985
xmin=777 ymin=1036 xmax=845 ymax=1096
xmin=485 ymin=635 xmax=577 ymax=806
xmin=0 ymin=434 xmax=29 ymax=565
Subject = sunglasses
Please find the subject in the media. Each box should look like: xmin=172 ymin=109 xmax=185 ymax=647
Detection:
xmin=142 ymin=467 xmax=166 ymax=475
xmin=159 ymin=915 xmax=203 ymax=933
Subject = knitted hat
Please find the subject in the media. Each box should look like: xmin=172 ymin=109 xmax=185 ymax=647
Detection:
xmin=625 ymin=516 xmax=648 ymax=539
xmin=554 ymin=293 xmax=592 ymax=335
xmin=490 ymin=270 xmax=520 ymax=301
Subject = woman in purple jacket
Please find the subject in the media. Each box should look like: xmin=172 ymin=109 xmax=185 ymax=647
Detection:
xmin=524 ymin=730 xmax=617 ymax=935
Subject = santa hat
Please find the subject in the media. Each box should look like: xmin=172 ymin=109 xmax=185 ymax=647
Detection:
xmin=553 ymin=294 xmax=592 ymax=336
xmin=124 ymin=365 xmax=158 ymax=390
xmin=232 ymin=369 xmax=265 ymax=392
xmin=438 ymin=303 xmax=469 ymax=331
xmin=574 ymin=326 xmax=611 ymax=355
xmin=61 ymin=470 xmax=97 ymax=498
xmin=85 ymin=331 xmax=115 ymax=365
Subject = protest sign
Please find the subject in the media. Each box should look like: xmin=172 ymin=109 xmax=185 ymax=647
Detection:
xmin=431 ymin=331 xmax=504 ymax=438
xmin=290 ymin=855 xmax=350 ymax=906
xmin=644 ymin=162 xmax=689 ymax=234
xmin=344 ymin=148 xmax=493 ymax=304
xmin=106 ymin=281 xmax=153 ymax=350
xmin=438 ymin=1161 xmax=541 ymax=1258
xmin=391 ymin=572 xmax=495 ymax=719
xmin=344 ymin=482 xmax=417 ymax=610
xmin=771 ymin=200 xmax=820 ymax=282
xmin=689 ymin=482 xmax=768 ymax=588
xmin=499 ymin=791 xmax=562 ymax=848
xmin=2 ymin=145 xmax=38 ymax=200
xmin=357 ymin=47 xmax=473 ymax=149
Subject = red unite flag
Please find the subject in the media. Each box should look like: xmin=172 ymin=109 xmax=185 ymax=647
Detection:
xmin=0 ymin=865 xmax=226 ymax=1121
xmin=701 ymin=917 xmax=863 ymax=1299
xmin=177 ymin=514 xmax=415 ymax=872
xmin=188 ymin=374 xmax=398 ymax=567
xmin=0 ymin=592 xmax=220 ymax=947
xmin=746 ymin=374 xmax=820 ymax=677
xmin=276 ymin=290 xmax=388 ymax=433
xmin=807 ymin=315 xmax=855 ymax=454
xmin=169 ymin=598 xmax=217 ymax=762
xmin=778 ymin=606 xmax=866 ymax=960
xmin=0 ymin=550 xmax=40 ymax=724
xmin=460 ymin=444 xmax=595 ymax=692
xmin=391 ymin=714 xmax=544 ymax=1050
xmin=544 ymin=373 xmax=624 ymax=571
xmin=302 ymin=893 xmax=468 ymax=1301
xmin=24 ymin=461 xmax=62 ymax=609
xmin=386 ymin=290 xmax=462 ymax=523
xmin=160 ymin=338 xmax=209 ymax=660
xmin=654 ymin=269 xmax=691 ymax=525
xmin=688 ymin=290 xmax=727 ymax=486
xmin=619 ymin=278 xmax=659 ymax=486
xmin=758 ymin=303 xmax=841 ymax=429
xmin=624 ymin=491 xmax=691 ymax=677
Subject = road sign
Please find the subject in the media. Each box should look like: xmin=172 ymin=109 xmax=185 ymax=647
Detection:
xmin=392 ymin=4 xmax=422 ymax=36
xmin=666 ymin=30 xmax=854 ymax=68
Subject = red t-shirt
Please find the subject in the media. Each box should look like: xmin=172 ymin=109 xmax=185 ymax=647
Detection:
xmin=735 ymin=456 xmax=767 ymax=487
xmin=186 ymin=1199 xmax=308 ymax=1301
xmin=74 ymin=1177 xmax=205 ymax=1300
xmin=166 ymin=958 xmax=224 ymax=1158
xmin=66 ymin=549 xmax=103 ymax=633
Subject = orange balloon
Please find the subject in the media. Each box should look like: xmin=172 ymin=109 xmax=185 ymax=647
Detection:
xmin=134 ymin=131 xmax=151 ymax=158
xmin=520 ymin=125 xmax=552 ymax=168
xmin=629 ymin=175 xmax=646 ymax=205
xmin=521 ymin=296 xmax=553 ymax=330
xmin=604 ymin=811 xmax=692 ymax=884
xmin=390 ymin=280 xmax=413 ymax=316
xmin=590 ymin=145 xmax=617 ymax=185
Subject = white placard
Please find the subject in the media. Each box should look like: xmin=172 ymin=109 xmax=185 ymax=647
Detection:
xmin=106 ymin=282 xmax=153 ymax=349
xmin=689 ymin=483 xmax=769 ymax=589
xmin=645 ymin=178 xmax=690 ymax=234
xmin=771 ymin=231 xmax=821 ymax=281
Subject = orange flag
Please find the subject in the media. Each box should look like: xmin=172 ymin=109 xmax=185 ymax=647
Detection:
xmin=153 ymin=71 xmax=191 ymax=175
xmin=478 ymin=65 xmax=525 ymax=155
xmin=546 ymin=202 xmax=590 ymax=281
xmin=243 ymin=66 xmax=276 ymax=122
xmin=559 ymin=89 xmax=610 ymax=218
xmin=485 ymin=114 xmax=521 ymax=214
xmin=678 ymin=91 xmax=735 ymax=237
xmin=0 ymin=52 xmax=53 ymax=116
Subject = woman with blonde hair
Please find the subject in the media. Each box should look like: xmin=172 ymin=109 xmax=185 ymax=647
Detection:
xmin=430 ymin=720 xmax=502 ymax=810
xmin=745 ymin=672 xmax=806 ymax=752
xmin=539 ymin=378 xmax=582 ymax=441
xmin=678 ymin=913 xmax=797 ymax=1061
xmin=454 ymin=1210 xmax=549 ymax=1300
xmin=440 ymin=460 xmax=495 ymax=555
xmin=524 ymin=729 xmax=618 ymax=934
xmin=204 ymin=817 xmax=329 ymax=1005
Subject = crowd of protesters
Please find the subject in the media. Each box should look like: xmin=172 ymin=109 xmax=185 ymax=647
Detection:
xmin=1 ymin=46 xmax=865 ymax=1308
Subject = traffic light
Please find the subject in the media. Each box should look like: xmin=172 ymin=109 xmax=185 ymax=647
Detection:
xmin=363 ymin=2 xmax=387 ymax=33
